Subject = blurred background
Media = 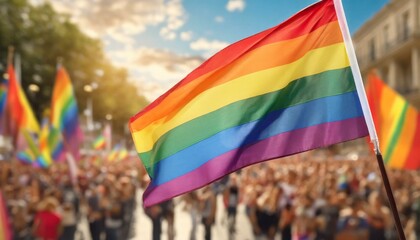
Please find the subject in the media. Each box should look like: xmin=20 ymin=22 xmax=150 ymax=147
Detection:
xmin=1 ymin=0 xmax=420 ymax=239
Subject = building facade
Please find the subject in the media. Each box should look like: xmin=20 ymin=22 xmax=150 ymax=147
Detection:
xmin=353 ymin=0 xmax=420 ymax=108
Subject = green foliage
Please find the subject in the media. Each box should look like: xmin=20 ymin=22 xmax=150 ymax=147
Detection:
xmin=0 ymin=0 xmax=149 ymax=137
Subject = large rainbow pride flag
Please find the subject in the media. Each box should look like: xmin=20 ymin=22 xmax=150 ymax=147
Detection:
xmin=51 ymin=66 xmax=81 ymax=160
xmin=366 ymin=73 xmax=420 ymax=170
xmin=130 ymin=0 xmax=370 ymax=206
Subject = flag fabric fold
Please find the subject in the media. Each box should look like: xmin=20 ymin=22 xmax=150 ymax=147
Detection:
xmin=366 ymin=73 xmax=420 ymax=170
xmin=129 ymin=0 xmax=369 ymax=206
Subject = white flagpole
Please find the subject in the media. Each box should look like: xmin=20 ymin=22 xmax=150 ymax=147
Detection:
xmin=332 ymin=0 xmax=379 ymax=152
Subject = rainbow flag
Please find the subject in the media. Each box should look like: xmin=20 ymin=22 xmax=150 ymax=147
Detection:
xmin=6 ymin=64 xmax=40 ymax=139
xmin=93 ymin=135 xmax=106 ymax=150
xmin=118 ymin=148 xmax=128 ymax=161
xmin=366 ymin=73 xmax=420 ymax=169
xmin=17 ymin=149 xmax=36 ymax=164
xmin=51 ymin=66 xmax=81 ymax=160
xmin=0 ymin=79 xmax=7 ymax=116
xmin=37 ymin=118 xmax=53 ymax=167
xmin=107 ymin=144 xmax=121 ymax=162
xmin=0 ymin=191 xmax=12 ymax=240
xmin=129 ymin=0 xmax=369 ymax=206
xmin=0 ymin=79 xmax=8 ymax=134
xmin=49 ymin=127 xmax=64 ymax=161
xmin=17 ymin=130 xmax=41 ymax=165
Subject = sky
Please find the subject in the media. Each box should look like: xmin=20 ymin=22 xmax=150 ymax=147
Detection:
xmin=36 ymin=0 xmax=389 ymax=101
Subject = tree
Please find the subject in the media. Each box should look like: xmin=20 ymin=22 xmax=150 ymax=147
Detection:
xmin=0 ymin=0 xmax=148 ymax=139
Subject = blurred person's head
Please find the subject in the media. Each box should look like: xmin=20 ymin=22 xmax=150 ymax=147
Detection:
xmin=337 ymin=191 xmax=349 ymax=207
xmin=40 ymin=197 xmax=59 ymax=212
xmin=368 ymin=191 xmax=382 ymax=207
xmin=349 ymin=195 xmax=365 ymax=213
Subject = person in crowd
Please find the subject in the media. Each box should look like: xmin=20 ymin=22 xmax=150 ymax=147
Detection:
xmin=366 ymin=191 xmax=391 ymax=240
xmin=183 ymin=191 xmax=200 ymax=240
xmin=336 ymin=196 xmax=369 ymax=240
xmin=32 ymin=197 xmax=62 ymax=240
xmin=86 ymin=184 xmax=105 ymax=240
xmin=200 ymin=185 xmax=217 ymax=240
xmin=279 ymin=202 xmax=294 ymax=240
xmin=59 ymin=177 xmax=80 ymax=240
xmin=314 ymin=192 xmax=341 ymax=240
xmin=145 ymin=203 xmax=162 ymax=240
xmin=223 ymin=173 xmax=240 ymax=237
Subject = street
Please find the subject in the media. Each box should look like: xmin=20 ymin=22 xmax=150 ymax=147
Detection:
xmin=132 ymin=190 xmax=255 ymax=240
xmin=76 ymin=190 xmax=255 ymax=240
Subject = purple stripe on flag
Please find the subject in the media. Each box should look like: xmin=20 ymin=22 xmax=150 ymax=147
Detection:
xmin=143 ymin=116 xmax=368 ymax=206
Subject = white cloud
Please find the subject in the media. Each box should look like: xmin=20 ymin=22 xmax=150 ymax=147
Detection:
xmin=180 ymin=31 xmax=193 ymax=41
xmin=226 ymin=0 xmax=246 ymax=12
xmin=215 ymin=16 xmax=224 ymax=23
xmin=136 ymin=48 xmax=203 ymax=73
xmin=159 ymin=0 xmax=187 ymax=41
xmin=108 ymin=47 xmax=204 ymax=101
xmin=190 ymin=38 xmax=229 ymax=56
xmin=134 ymin=49 xmax=203 ymax=100
xmin=33 ymin=0 xmax=187 ymax=44
xmin=160 ymin=27 xmax=177 ymax=40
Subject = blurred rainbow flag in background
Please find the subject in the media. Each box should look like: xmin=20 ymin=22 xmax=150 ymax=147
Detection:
xmin=51 ymin=66 xmax=81 ymax=160
xmin=0 ymin=78 xmax=7 ymax=134
xmin=6 ymin=64 xmax=40 ymax=139
xmin=93 ymin=135 xmax=105 ymax=150
xmin=130 ymin=0 xmax=370 ymax=206
xmin=17 ymin=130 xmax=40 ymax=165
xmin=0 ymin=191 xmax=12 ymax=240
xmin=107 ymin=144 xmax=121 ymax=162
xmin=17 ymin=148 xmax=37 ymax=164
xmin=107 ymin=144 xmax=129 ymax=162
xmin=366 ymin=73 xmax=420 ymax=170
xmin=37 ymin=118 xmax=54 ymax=167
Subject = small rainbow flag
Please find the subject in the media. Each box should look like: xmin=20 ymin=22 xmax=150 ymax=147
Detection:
xmin=17 ymin=130 xmax=41 ymax=165
xmin=17 ymin=149 xmax=37 ymax=164
xmin=366 ymin=73 xmax=420 ymax=169
xmin=37 ymin=118 xmax=53 ymax=168
xmin=118 ymin=148 xmax=128 ymax=161
xmin=0 ymin=191 xmax=12 ymax=240
xmin=51 ymin=66 xmax=81 ymax=160
xmin=93 ymin=135 xmax=106 ymax=150
xmin=130 ymin=0 xmax=369 ymax=206
xmin=107 ymin=144 xmax=121 ymax=162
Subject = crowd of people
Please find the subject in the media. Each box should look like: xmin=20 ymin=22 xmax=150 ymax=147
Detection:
xmin=2 ymin=148 xmax=420 ymax=240
xmin=0 ymin=156 xmax=141 ymax=240
xmin=143 ymin=150 xmax=420 ymax=240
